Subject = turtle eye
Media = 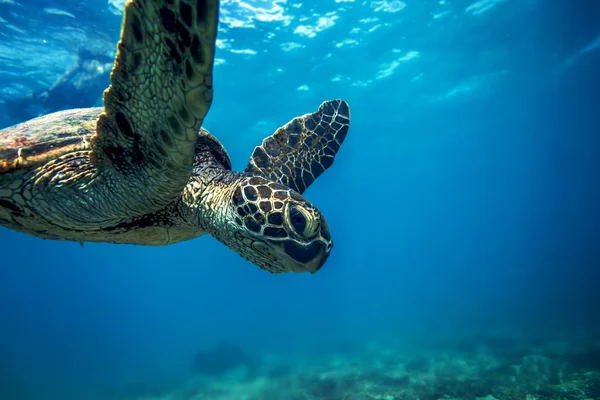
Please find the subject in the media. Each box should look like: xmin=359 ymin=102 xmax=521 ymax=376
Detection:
xmin=289 ymin=205 xmax=307 ymax=233
xmin=288 ymin=204 xmax=320 ymax=239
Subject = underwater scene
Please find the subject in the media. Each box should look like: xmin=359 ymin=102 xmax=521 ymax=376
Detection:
xmin=0 ymin=0 xmax=599 ymax=399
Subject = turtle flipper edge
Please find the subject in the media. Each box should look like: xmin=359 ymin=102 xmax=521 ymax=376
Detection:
xmin=245 ymin=99 xmax=350 ymax=194
xmin=91 ymin=0 xmax=219 ymax=210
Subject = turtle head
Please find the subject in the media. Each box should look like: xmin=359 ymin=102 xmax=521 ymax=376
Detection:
xmin=222 ymin=175 xmax=333 ymax=274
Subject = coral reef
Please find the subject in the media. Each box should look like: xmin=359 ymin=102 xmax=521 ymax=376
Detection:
xmin=130 ymin=338 xmax=600 ymax=400
xmin=191 ymin=342 xmax=257 ymax=376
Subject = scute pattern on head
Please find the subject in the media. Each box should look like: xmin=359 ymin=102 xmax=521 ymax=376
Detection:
xmin=232 ymin=176 xmax=288 ymax=235
xmin=1 ymin=0 xmax=349 ymax=276
xmin=221 ymin=100 xmax=350 ymax=273
xmin=222 ymin=174 xmax=332 ymax=274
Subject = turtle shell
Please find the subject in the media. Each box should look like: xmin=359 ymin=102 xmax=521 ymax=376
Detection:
xmin=0 ymin=107 xmax=101 ymax=175
xmin=196 ymin=128 xmax=233 ymax=171
xmin=0 ymin=107 xmax=232 ymax=179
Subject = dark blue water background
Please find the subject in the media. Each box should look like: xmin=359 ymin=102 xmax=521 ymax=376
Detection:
xmin=0 ymin=0 xmax=599 ymax=398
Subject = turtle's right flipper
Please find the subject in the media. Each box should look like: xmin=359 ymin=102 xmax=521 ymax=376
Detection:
xmin=91 ymin=0 xmax=219 ymax=212
xmin=245 ymin=100 xmax=350 ymax=194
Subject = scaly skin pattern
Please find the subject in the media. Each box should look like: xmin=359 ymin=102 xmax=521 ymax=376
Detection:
xmin=179 ymin=149 xmax=334 ymax=273
xmin=0 ymin=120 xmax=224 ymax=246
xmin=1 ymin=101 xmax=350 ymax=274
xmin=89 ymin=0 xmax=219 ymax=216
xmin=0 ymin=147 xmax=204 ymax=246
xmin=0 ymin=141 xmax=333 ymax=273
xmin=0 ymin=99 xmax=349 ymax=273
xmin=0 ymin=0 xmax=350 ymax=274
xmin=246 ymin=99 xmax=350 ymax=194
xmin=0 ymin=0 xmax=219 ymax=231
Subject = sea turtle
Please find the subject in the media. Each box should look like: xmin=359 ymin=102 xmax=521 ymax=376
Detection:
xmin=0 ymin=0 xmax=350 ymax=273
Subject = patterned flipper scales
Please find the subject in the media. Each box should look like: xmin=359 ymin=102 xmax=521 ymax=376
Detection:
xmin=245 ymin=100 xmax=350 ymax=194
xmin=91 ymin=0 xmax=219 ymax=210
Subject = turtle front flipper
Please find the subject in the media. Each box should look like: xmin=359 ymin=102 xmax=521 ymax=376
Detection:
xmin=91 ymin=0 xmax=219 ymax=210
xmin=245 ymin=100 xmax=350 ymax=194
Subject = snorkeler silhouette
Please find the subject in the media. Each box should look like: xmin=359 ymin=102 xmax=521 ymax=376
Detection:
xmin=4 ymin=47 xmax=113 ymax=123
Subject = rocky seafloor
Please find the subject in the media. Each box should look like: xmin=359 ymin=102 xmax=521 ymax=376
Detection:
xmin=125 ymin=336 xmax=600 ymax=400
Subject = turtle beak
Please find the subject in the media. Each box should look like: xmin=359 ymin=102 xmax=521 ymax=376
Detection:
xmin=306 ymin=241 xmax=332 ymax=274
xmin=304 ymin=217 xmax=333 ymax=274
xmin=284 ymin=238 xmax=333 ymax=274
xmin=309 ymin=216 xmax=333 ymax=273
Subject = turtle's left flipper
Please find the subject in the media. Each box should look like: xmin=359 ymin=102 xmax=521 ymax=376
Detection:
xmin=91 ymin=0 xmax=219 ymax=213
xmin=245 ymin=100 xmax=350 ymax=194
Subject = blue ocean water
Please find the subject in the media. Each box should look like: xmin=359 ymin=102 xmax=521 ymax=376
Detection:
xmin=0 ymin=0 xmax=599 ymax=399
